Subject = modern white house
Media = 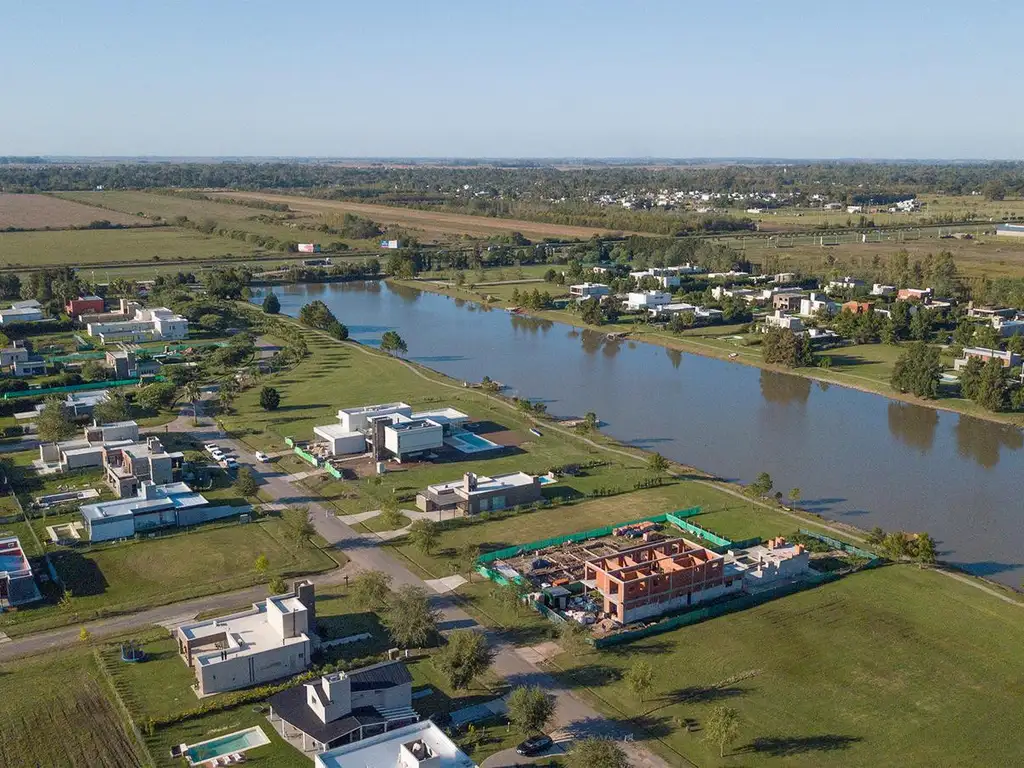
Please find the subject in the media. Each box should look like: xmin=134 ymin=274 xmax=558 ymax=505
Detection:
xmin=86 ymin=306 xmax=189 ymax=344
xmin=268 ymin=661 xmax=419 ymax=754
xmin=314 ymin=719 xmax=477 ymax=768
xmin=799 ymin=293 xmax=840 ymax=317
xmin=568 ymin=282 xmax=611 ymax=299
xmin=80 ymin=480 xmax=247 ymax=542
xmin=826 ymin=277 xmax=865 ymax=293
xmin=102 ymin=435 xmax=185 ymax=498
xmin=416 ymin=471 xmax=542 ymax=516
xmin=953 ymin=347 xmax=1023 ymax=371
xmin=317 ymin=403 xmax=471 ymax=461
xmin=0 ymin=535 xmax=42 ymax=607
xmin=762 ymin=310 xmax=804 ymax=332
xmin=625 ymin=290 xmax=673 ymax=311
xmin=177 ymin=581 xmax=317 ymax=696
xmin=870 ymin=284 xmax=897 ymax=297
xmin=0 ymin=300 xmax=44 ymax=324
xmin=992 ymin=317 xmax=1024 ymax=338
xmin=39 ymin=420 xmax=141 ymax=472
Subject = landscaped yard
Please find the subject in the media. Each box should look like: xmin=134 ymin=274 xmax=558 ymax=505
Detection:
xmin=545 ymin=565 xmax=1024 ymax=767
xmin=0 ymin=515 xmax=337 ymax=637
xmin=0 ymin=647 xmax=145 ymax=768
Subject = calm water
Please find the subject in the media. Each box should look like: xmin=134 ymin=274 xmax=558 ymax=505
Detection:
xmin=256 ymin=281 xmax=1024 ymax=586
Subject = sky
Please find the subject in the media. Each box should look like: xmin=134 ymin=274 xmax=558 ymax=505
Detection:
xmin=3 ymin=0 xmax=1023 ymax=159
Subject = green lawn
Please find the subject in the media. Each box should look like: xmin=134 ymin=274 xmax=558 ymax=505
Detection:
xmin=0 ymin=516 xmax=336 ymax=637
xmin=0 ymin=226 xmax=249 ymax=267
xmin=547 ymin=565 xmax=1024 ymax=768
xmin=0 ymin=647 xmax=146 ymax=768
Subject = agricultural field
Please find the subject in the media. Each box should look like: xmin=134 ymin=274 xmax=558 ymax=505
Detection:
xmin=0 ymin=515 xmax=336 ymax=637
xmin=210 ymin=190 xmax=635 ymax=241
xmin=0 ymin=192 xmax=149 ymax=230
xmin=547 ymin=565 xmax=1024 ymax=768
xmin=0 ymin=226 xmax=248 ymax=268
xmin=0 ymin=647 xmax=144 ymax=767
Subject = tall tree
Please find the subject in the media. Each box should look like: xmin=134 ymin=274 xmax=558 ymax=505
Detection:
xmin=432 ymin=629 xmax=495 ymax=690
xmin=259 ymin=386 xmax=281 ymax=411
xmin=37 ymin=396 xmax=77 ymax=443
xmin=351 ymin=570 xmax=392 ymax=611
xmin=262 ymin=291 xmax=280 ymax=314
xmin=626 ymin=659 xmax=654 ymax=703
xmin=507 ymin=686 xmax=556 ymax=735
xmin=380 ymin=330 xmax=408 ymax=356
xmin=91 ymin=391 xmax=130 ymax=424
xmin=566 ymin=738 xmax=630 ymax=768
xmin=890 ymin=342 xmax=942 ymax=399
xmin=283 ymin=507 xmax=316 ymax=546
xmin=408 ymin=519 xmax=440 ymax=555
xmin=703 ymin=706 xmax=741 ymax=758
xmin=382 ymin=585 xmax=439 ymax=649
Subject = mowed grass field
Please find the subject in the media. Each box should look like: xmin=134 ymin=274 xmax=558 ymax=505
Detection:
xmin=0 ymin=648 xmax=144 ymax=767
xmin=0 ymin=192 xmax=149 ymax=229
xmin=0 ymin=516 xmax=336 ymax=637
xmin=550 ymin=566 xmax=1024 ymax=768
xmin=211 ymin=190 xmax=635 ymax=241
xmin=0 ymin=226 xmax=249 ymax=267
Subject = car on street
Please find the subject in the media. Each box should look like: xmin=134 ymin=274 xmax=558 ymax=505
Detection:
xmin=254 ymin=452 xmax=270 ymax=462
xmin=515 ymin=735 xmax=553 ymax=757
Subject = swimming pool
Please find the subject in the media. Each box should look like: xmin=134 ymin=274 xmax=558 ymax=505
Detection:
xmin=185 ymin=726 xmax=270 ymax=764
xmin=537 ymin=476 xmax=556 ymax=485
xmin=445 ymin=431 xmax=501 ymax=453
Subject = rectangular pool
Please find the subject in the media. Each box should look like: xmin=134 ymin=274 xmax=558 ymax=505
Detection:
xmin=445 ymin=431 xmax=501 ymax=454
xmin=185 ymin=726 xmax=270 ymax=764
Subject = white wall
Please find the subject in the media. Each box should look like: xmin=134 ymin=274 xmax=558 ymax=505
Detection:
xmin=197 ymin=640 xmax=311 ymax=695
xmin=86 ymin=515 xmax=136 ymax=542
xmin=385 ymin=424 xmax=443 ymax=457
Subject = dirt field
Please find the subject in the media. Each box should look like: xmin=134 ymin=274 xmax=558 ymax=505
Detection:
xmin=209 ymin=190 xmax=634 ymax=241
xmin=0 ymin=193 xmax=148 ymax=230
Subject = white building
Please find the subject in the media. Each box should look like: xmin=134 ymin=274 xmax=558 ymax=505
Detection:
xmin=625 ymin=290 xmax=672 ymax=311
xmin=826 ymin=277 xmax=865 ymax=293
xmin=568 ymin=282 xmax=611 ymax=299
xmin=177 ymin=582 xmax=317 ymax=696
xmin=953 ymin=347 xmax=1022 ymax=371
xmin=762 ymin=310 xmax=804 ymax=332
xmin=0 ymin=305 xmax=43 ymax=324
xmin=799 ymin=293 xmax=840 ymax=317
xmin=314 ymin=719 xmax=477 ymax=768
xmin=86 ymin=306 xmax=189 ymax=344
xmin=39 ymin=420 xmax=141 ymax=472
xmin=319 ymin=403 xmax=470 ymax=461
xmin=992 ymin=317 xmax=1024 ymax=338
xmin=870 ymin=284 xmax=897 ymax=297
xmin=727 ymin=537 xmax=811 ymax=587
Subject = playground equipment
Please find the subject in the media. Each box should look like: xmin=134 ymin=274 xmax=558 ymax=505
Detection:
xmin=120 ymin=640 xmax=146 ymax=663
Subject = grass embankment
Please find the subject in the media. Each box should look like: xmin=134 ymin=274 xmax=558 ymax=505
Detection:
xmin=0 ymin=515 xmax=336 ymax=638
xmin=0 ymin=647 xmax=146 ymax=767
xmin=393 ymin=273 xmax=1024 ymax=428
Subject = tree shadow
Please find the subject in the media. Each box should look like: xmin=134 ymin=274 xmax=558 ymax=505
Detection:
xmin=740 ymin=734 xmax=863 ymax=757
xmin=551 ymin=663 xmax=622 ymax=689
xmin=50 ymin=549 xmax=108 ymax=597
xmin=657 ymin=684 xmax=747 ymax=706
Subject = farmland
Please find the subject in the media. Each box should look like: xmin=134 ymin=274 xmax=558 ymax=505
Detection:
xmin=0 ymin=227 xmax=249 ymax=268
xmin=0 ymin=647 xmax=144 ymax=768
xmin=209 ymin=190 xmax=637 ymax=241
xmin=0 ymin=192 xmax=149 ymax=230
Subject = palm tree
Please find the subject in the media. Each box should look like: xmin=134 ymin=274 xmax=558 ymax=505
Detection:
xmin=181 ymin=381 xmax=202 ymax=425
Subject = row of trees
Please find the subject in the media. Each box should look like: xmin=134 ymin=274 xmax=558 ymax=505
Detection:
xmin=298 ymin=300 xmax=348 ymax=340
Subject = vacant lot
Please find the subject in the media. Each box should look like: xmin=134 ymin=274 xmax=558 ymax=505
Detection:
xmin=551 ymin=565 xmax=1024 ymax=768
xmin=0 ymin=192 xmax=148 ymax=230
xmin=211 ymin=190 xmax=634 ymax=241
xmin=0 ymin=648 xmax=144 ymax=767
xmin=0 ymin=226 xmax=249 ymax=267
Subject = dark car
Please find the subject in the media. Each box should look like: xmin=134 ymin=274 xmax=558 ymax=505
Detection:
xmin=515 ymin=734 xmax=553 ymax=756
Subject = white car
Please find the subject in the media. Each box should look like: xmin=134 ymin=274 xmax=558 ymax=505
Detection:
xmin=254 ymin=452 xmax=270 ymax=463
xmin=203 ymin=443 xmax=219 ymax=454
xmin=210 ymin=449 xmax=225 ymax=460
xmin=221 ymin=458 xmax=238 ymax=469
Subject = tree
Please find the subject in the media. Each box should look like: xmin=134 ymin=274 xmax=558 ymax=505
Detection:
xmin=788 ymin=487 xmax=801 ymax=505
xmin=254 ymin=553 xmax=269 ymax=577
xmin=382 ymin=585 xmax=439 ymax=649
xmin=433 ymin=629 xmax=495 ymax=690
xmin=452 ymin=542 xmax=480 ymax=579
xmin=626 ymin=659 xmax=654 ymax=703
xmin=380 ymin=330 xmax=408 ymax=356
xmin=80 ymin=360 xmax=108 ymax=382
xmin=79 ymin=626 xmax=91 ymax=643
xmin=283 ymin=507 xmax=316 ymax=546
xmin=883 ymin=531 xmax=910 ymax=560
xmin=580 ymin=297 xmax=603 ymax=326
xmin=262 ymin=291 xmax=281 ymax=314
xmin=913 ymin=532 xmax=937 ymax=566
xmin=351 ymin=570 xmax=392 ymax=611
xmin=958 ymin=356 xmax=985 ymax=401
xmin=491 ymin=581 xmax=527 ymax=616
xmin=37 ymin=396 xmax=77 ymax=443
xmin=558 ymin=620 xmax=591 ymax=657
xmin=181 ymin=380 xmax=202 ymax=423
xmin=647 ymin=452 xmax=670 ymax=474
xmin=507 ymin=685 xmax=556 ymax=735
xmin=975 ymin=357 xmax=1009 ymax=411
xmin=259 ymin=386 xmax=281 ymax=411
xmin=761 ymin=327 xmax=813 ymax=368
xmin=566 ymin=738 xmax=629 ymax=768
xmin=581 ymin=411 xmax=599 ymax=431
xmin=378 ymin=496 xmax=405 ymax=529
xmin=867 ymin=526 xmax=886 ymax=547
xmin=749 ymin=471 xmax=773 ymax=497
xmin=703 ymin=705 xmax=741 ymax=758
xmin=269 ymin=575 xmax=288 ymax=594
xmin=92 ymin=391 xmax=130 ymax=424
xmin=136 ymin=382 xmax=177 ymax=411
xmin=234 ymin=467 xmax=259 ymax=498
xmin=408 ymin=519 xmax=440 ymax=555
xmin=890 ymin=342 xmax=942 ymax=399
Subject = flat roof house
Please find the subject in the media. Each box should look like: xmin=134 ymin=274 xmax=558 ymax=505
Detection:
xmin=314 ymin=719 xmax=477 ymax=768
xmin=799 ymin=292 xmax=840 ymax=317
xmin=102 ymin=435 xmax=183 ymax=498
xmin=0 ymin=303 xmax=44 ymax=324
xmin=568 ymin=282 xmax=611 ymax=299
xmin=35 ymin=389 xmax=112 ymax=418
xmin=953 ymin=347 xmax=1023 ymax=371
xmin=584 ymin=538 xmax=739 ymax=624
xmin=625 ymin=290 xmax=672 ymax=311
xmin=0 ymin=535 xmax=42 ymax=608
xmin=66 ymin=296 xmax=105 ymax=318
xmin=416 ymin=471 xmax=542 ymax=516
xmin=81 ymin=480 xmax=245 ymax=542
xmin=177 ymin=581 xmax=317 ymax=696
xmin=762 ymin=310 xmax=804 ymax=332
xmin=772 ymin=291 xmax=806 ymax=312
xmin=322 ymin=403 xmax=470 ymax=461
xmin=268 ymin=660 xmax=419 ymax=754
xmin=86 ymin=306 xmax=189 ymax=344
xmin=39 ymin=419 xmax=140 ymax=472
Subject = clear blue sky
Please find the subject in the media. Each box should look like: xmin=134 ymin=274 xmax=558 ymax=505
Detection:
xmin=4 ymin=0 xmax=1022 ymax=158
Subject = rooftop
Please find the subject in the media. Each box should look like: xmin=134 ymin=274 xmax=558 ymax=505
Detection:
xmin=80 ymin=481 xmax=207 ymax=522
xmin=315 ymin=719 xmax=476 ymax=768
xmin=427 ymin=472 xmax=537 ymax=498
xmin=314 ymin=423 xmax=366 ymax=439
xmin=388 ymin=418 xmax=440 ymax=433
xmin=179 ymin=594 xmax=309 ymax=667
xmin=338 ymin=402 xmax=411 ymax=417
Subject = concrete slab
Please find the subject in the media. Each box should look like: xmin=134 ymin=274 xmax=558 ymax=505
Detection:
xmin=424 ymin=575 xmax=467 ymax=594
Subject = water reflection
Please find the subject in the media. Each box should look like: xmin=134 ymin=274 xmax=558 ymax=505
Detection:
xmin=665 ymin=347 xmax=683 ymax=369
xmin=956 ymin=415 xmax=1024 ymax=469
xmin=887 ymin=402 xmax=939 ymax=454
xmin=387 ymin=282 xmax=421 ymax=302
xmin=603 ymin=338 xmax=622 ymax=359
xmin=759 ymin=370 xmax=811 ymax=405
xmin=580 ymin=330 xmax=604 ymax=355
xmin=509 ymin=315 xmax=554 ymax=335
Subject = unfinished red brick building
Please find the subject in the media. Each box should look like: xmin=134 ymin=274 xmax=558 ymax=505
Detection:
xmin=584 ymin=538 xmax=738 ymax=624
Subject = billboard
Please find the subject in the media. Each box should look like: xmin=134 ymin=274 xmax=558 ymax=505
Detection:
xmin=297 ymin=243 xmax=321 ymax=253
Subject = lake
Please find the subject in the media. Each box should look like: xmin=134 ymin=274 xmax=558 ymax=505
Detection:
xmin=255 ymin=281 xmax=1024 ymax=587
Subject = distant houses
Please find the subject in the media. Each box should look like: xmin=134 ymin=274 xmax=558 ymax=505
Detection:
xmin=416 ymin=471 xmax=542 ymax=516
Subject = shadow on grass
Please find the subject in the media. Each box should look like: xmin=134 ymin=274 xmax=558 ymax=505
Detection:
xmin=739 ymin=734 xmax=863 ymax=757
xmin=50 ymin=549 xmax=108 ymax=597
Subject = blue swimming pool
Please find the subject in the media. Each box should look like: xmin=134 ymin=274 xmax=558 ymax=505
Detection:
xmin=446 ymin=431 xmax=501 ymax=453
xmin=185 ymin=726 xmax=269 ymax=764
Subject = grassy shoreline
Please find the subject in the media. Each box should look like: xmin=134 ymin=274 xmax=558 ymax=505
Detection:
xmin=391 ymin=276 xmax=1024 ymax=429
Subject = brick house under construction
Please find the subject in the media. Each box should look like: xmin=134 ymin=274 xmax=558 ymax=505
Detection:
xmin=584 ymin=538 xmax=740 ymax=624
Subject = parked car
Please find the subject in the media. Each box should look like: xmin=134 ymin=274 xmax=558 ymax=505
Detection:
xmin=221 ymin=458 xmax=238 ymax=470
xmin=254 ymin=452 xmax=270 ymax=463
xmin=515 ymin=735 xmax=552 ymax=757
xmin=203 ymin=443 xmax=219 ymax=453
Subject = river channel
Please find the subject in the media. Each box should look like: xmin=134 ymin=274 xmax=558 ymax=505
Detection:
xmin=254 ymin=281 xmax=1024 ymax=587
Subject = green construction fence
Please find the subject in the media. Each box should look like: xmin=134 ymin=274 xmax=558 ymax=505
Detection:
xmin=798 ymin=529 xmax=880 ymax=563
xmin=665 ymin=512 xmax=732 ymax=549
xmin=284 ymin=437 xmax=295 ymax=448
xmin=325 ymin=463 xmax=343 ymax=480
xmin=294 ymin=447 xmax=320 ymax=467
xmin=2 ymin=376 xmax=165 ymax=399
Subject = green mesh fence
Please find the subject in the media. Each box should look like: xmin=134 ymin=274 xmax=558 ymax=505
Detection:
xmin=294 ymin=447 xmax=319 ymax=467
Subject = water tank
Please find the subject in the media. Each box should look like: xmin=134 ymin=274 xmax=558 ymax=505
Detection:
xmin=375 ymin=461 xmax=386 ymax=475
